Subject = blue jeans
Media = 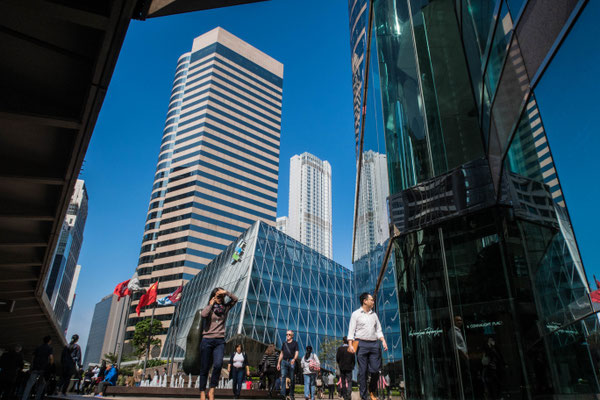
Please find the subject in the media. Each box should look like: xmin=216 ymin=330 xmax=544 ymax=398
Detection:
xmin=357 ymin=340 xmax=381 ymax=400
xmin=231 ymin=367 xmax=245 ymax=397
xmin=303 ymin=374 xmax=316 ymax=400
xmin=199 ymin=337 xmax=225 ymax=390
xmin=280 ymin=359 xmax=295 ymax=397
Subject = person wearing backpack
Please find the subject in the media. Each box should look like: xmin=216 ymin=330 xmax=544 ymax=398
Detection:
xmin=227 ymin=344 xmax=249 ymax=399
xmin=277 ymin=330 xmax=299 ymax=399
xmin=259 ymin=344 xmax=279 ymax=397
xmin=300 ymin=346 xmax=320 ymax=400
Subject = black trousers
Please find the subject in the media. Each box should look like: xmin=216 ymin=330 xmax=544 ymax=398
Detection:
xmin=340 ymin=370 xmax=352 ymax=400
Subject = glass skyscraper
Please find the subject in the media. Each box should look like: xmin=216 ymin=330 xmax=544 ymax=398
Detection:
xmin=126 ymin=27 xmax=283 ymax=344
xmin=349 ymin=0 xmax=598 ymax=398
xmin=45 ymin=179 xmax=88 ymax=332
xmin=165 ymin=221 xmax=353 ymax=368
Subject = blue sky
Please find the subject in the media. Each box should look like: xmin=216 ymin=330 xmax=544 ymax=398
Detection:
xmin=68 ymin=1 xmax=600 ymax=354
xmin=69 ymin=0 xmax=356 ymax=351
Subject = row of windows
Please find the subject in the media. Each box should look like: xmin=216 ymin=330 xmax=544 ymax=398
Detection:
xmin=181 ymin=79 xmax=281 ymax=121
xmin=180 ymin=86 xmax=281 ymax=127
xmin=162 ymin=189 xmax=274 ymax=221
xmin=165 ymin=178 xmax=276 ymax=212
xmin=170 ymin=148 xmax=278 ymax=186
xmin=185 ymin=69 xmax=281 ymax=112
xmin=177 ymin=118 xmax=279 ymax=159
xmin=189 ymin=42 xmax=282 ymax=89
xmin=140 ymin=273 xmax=183 ymax=286
xmin=155 ymin=246 xmax=216 ymax=261
xmin=157 ymin=222 xmax=239 ymax=243
xmin=177 ymin=101 xmax=280 ymax=142
xmin=173 ymin=129 xmax=278 ymax=171
xmin=162 ymin=168 xmax=277 ymax=204
xmin=156 ymin=234 xmax=227 ymax=251
xmin=186 ymin=52 xmax=282 ymax=100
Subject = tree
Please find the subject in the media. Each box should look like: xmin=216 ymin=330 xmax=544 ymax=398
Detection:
xmin=132 ymin=319 xmax=162 ymax=359
xmin=103 ymin=352 xmax=119 ymax=364
xmin=318 ymin=336 xmax=340 ymax=372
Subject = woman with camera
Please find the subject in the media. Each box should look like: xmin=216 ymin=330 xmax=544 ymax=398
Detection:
xmin=199 ymin=287 xmax=238 ymax=400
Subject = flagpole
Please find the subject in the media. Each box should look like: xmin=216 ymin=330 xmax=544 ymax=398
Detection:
xmin=142 ymin=302 xmax=157 ymax=377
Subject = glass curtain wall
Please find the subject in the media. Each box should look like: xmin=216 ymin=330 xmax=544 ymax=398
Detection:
xmin=351 ymin=0 xmax=598 ymax=398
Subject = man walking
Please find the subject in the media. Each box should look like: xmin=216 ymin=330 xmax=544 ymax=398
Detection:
xmin=21 ymin=336 xmax=54 ymax=400
xmin=348 ymin=293 xmax=387 ymax=400
xmin=277 ymin=330 xmax=298 ymax=399
xmin=336 ymin=337 xmax=354 ymax=400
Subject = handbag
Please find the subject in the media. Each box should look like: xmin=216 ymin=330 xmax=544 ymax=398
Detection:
xmin=182 ymin=309 xmax=206 ymax=374
xmin=348 ymin=341 xmax=359 ymax=353
xmin=308 ymin=355 xmax=320 ymax=372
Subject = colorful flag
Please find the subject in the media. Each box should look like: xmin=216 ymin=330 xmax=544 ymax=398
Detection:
xmin=136 ymin=281 xmax=158 ymax=316
xmin=113 ymin=279 xmax=131 ymax=301
xmin=127 ymin=272 xmax=142 ymax=292
xmin=157 ymin=285 xmax=183 ymax=306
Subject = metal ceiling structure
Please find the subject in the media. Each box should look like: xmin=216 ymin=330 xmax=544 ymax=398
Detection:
xmin=0 ymin=0 xmax=265 ymax=358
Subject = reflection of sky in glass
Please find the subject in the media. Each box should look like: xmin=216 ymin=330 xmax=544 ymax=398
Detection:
xmin=534 ymin=1 xmax=600 ymax=286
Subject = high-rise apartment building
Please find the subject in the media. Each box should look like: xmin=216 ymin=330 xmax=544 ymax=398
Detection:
xmin=126 ymin=27 xmax=283 ymax=344
xmin=45 ymin=179 xmax=88 ymax=332
xmin=83 ymin=293 xmax=129 ymax=367
xmin=276 ymin=216 xmax=288 ymax=234
xmin=349 ymin=0 xmax=598 ymax=398
xmin=288 ymin=153 xmax=332 ymax=259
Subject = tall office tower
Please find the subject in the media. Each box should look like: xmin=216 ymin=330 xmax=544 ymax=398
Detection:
xmin=349 ymin=0 xmax=598 ymax=398
xmin=288 ymin=152 xmax=332 ymax=259
xmin=83 ymin=294 xmax=129 ymax=367
xmin=45 ymin=179 xmax=88 ymax=332
xmin=276 ymin=216 xmax=288 ymax=234
xmin=353 ymin=150 xmax=389 ymax=261
xmin=126 ymin=27 xmax=283 ymax=345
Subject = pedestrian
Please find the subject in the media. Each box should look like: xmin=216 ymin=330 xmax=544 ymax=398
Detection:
xmin=347 ymin=292 xmax=388 ymax=400
xmin=327 ymin=373 xmax=335 ymax=399
xmin=277 ymin=330 xmax=299 ymax=400
xmin=228 ymin=344 xmax=249 ymax=399
xmin=0 ymin=345 xmax=24 ymax=400
xmin=95 ymin=364 xmax=117 ymax=397
xmin=300 ymin=346 xmax=319 ymax=400
xmin=198 ymin=287 xmax=238 ymax=400
xmin=60 ymin=334 xmax=82 ymax=395
xmin=259 ymin=344 xmax=279 ymax=397
xmin=21 ymin=336 xmax=53 ymax=400
xmin=336 ymin=337 xmax=355 ymax=400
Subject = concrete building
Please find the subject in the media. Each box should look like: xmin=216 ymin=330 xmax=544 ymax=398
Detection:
xmin=126 ymin=27 xmax=283 ymax=345
xmin=44 ymin=179 xmax=88 ymax=333
xmin=288 ymin=152 xmax=332 ymax=259
xmin=83 ymin=294 xmax=129 ymax=367
xmin=275 ymin=216 xmax=288 ymax=234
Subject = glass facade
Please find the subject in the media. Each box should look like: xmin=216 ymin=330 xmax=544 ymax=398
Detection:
xmin=349 ymin=0 xmax=598 ymax=398
xmin=165 ymin=221 xmax=353 ymax=369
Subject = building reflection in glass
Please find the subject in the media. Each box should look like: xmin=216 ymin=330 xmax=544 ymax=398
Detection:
xmin=348 ymin=0 xmax=599 ymax=398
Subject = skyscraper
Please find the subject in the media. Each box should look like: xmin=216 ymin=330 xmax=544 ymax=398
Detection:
xmin=83 ymin=293 xmax=129 ymax=367
xmin=349 ymin=0 xmax=598 ymax=398
xmin=288 ymin=152 xmax=332 ymax=259
xmin=45 ymin=179 xmax=88 ymax=332
xmin=126 ymin=27 xmax=283 ymax=345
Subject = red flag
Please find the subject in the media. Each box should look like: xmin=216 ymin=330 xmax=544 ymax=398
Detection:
xmin=168 ymin=285 xmax=183 ymax=304
xmin=113 ymin=279 xmax=131 ymax=301
xmin=136 ymin=282 xmax=159 ymax=316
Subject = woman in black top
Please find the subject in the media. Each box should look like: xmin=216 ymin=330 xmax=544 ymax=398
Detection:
xmin=260 ymin=344 xmax=279 ymax=397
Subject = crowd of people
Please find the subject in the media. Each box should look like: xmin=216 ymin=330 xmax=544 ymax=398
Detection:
xmin=1 ymin=289 xmax=393 ymax=400
xmin=0 ymin=335 xmax=119 ymax=399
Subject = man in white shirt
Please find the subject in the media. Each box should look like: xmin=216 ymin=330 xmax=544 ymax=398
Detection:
xmin=348 ymin=293 xmax=387 ymax=400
